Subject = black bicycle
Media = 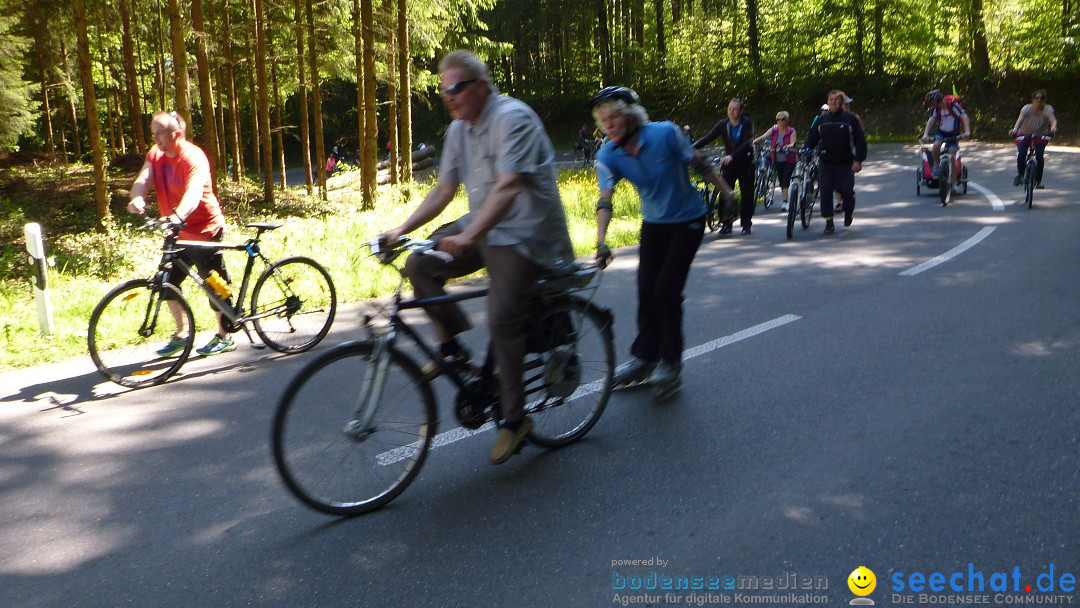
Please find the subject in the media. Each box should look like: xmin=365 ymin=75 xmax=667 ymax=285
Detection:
xmin=88 ymin=218 xmax=337 ymax=388
xmin=753 ymin=145 xmax=784 ymax=210
xmin=786 ymin=149 xmax=819 ymax=239
xmin=698 ymin=157 xmax=733 ymax=233
xmin=271 ymin=236 xmax=615 ymax=516
xmin=1015 ymin=134 xmax=1052 ymax=209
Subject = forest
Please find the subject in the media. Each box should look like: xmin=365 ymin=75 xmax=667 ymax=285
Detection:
xmin=0 ymin=0 xmax=1077 ymax=226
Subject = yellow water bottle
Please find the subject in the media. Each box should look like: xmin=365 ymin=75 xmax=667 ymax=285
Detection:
xmin=205 ymin=271 xmax=231 ymax=299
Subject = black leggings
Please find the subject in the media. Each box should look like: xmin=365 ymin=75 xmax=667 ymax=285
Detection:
xmin=632 ymin=217 xmax=705 ymax=366
xmin=1016 ymin=143 xmax=1046 ymax=183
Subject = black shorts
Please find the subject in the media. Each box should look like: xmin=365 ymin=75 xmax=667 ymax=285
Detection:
xmin=164 ymin=229 xmax=230 ymax=302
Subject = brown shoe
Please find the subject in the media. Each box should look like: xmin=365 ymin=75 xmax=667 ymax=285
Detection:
xmin=490 ymin=417 xmax=533 ymax=464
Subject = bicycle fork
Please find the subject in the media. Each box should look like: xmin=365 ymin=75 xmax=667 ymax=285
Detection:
xmin=343 ymin=335 xmax=393 ymax=442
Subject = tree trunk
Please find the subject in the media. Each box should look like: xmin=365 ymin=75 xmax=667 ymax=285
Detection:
xmin=35 ymin=34 xmax=56 ymax=155
xmin=307 ymin=0 xmax=327 ymax=199
xmin=246 ymin=22 xmax=261 ymax=182
xmin=74 ymin=0 xmax=109 ymax=231
xmin=385 ymin=0 xmax=398 ymax=185
xmin=60 ymin=40 xmax=82 ymax=161
xmin=294 ymin=0 xmax=313 ymax=194
xmin=272 ymin=58 xmax=287 ymax=189
xmin=167 ymin=0 xmax=191 ymax=118
xmin=223 ymin=0 xmax=243 ymax=180
xmin=968 ymin=0 xmax=992 ymax=81
xmin=253 ymin=0 xmax=275 ymax=205
xmin=396 ymin=0 xmax=412 ymax=182
xmin=97 ymin=30 xmax=117 ymax=158
xmin=191 ymin=0 xmax=220 ymax=188
xmin=874 ymin=1 xmax=885 ymax=77
xmin=597 ymin=0 xmax=613 ymax=83
xmin=353 ymin=0 xmax=365 ymax=184
xmin=361 ymin=0 xmax=377 ymax=209
xmin=119 ymin=0 xmax=146 ymax=151
xmin=655 ymin=0 xmax=666 ymax=64
xmin=853 ymin=0 xmax=866 ymax=76
xmin=747 ymin=0 xmax=763 ymax=89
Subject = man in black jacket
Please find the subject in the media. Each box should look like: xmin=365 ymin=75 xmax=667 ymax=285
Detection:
xmin=804 ymin=89 xmax=867 ymax=234
xmin=694 ymin=98 xmax=756 ymax=235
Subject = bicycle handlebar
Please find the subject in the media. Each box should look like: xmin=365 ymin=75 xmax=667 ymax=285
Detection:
xmin=1013 ymin=134 xmax=1052 ymax=146
xmin=367 ymin=235 xmax=453 ymax=265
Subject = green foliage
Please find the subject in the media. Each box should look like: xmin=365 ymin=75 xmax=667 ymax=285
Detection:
xmin=0 ymin=11 xmax=37 ymax=150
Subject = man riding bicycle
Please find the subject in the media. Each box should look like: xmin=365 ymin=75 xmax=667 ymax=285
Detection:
xmin=920 ymin=89 xmax=971 ymax=178
xmin=380 ymin=50 xmax=574 ymax=465
xmin=1009 ymin=89 xmax=1058 ymax=188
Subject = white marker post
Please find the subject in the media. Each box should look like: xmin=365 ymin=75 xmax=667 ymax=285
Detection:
xmin=24 ymin=223 xmax=54 ymax=335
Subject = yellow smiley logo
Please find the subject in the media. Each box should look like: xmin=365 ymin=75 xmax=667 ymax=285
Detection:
xmin=848 ymin=566 xmax=877 ymax=596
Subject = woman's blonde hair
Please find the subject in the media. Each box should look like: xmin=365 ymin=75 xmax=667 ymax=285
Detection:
xmin=775 ymin=111 xmax=789 ymax=121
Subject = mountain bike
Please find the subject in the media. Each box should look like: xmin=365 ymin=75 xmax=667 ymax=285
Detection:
xmin=1015 ymin=134 xmax=1052 ymax=209
xmin=88 ymin=218 xmax=337 ymax=388
xmin=698 ymin=158 xmax=730 ymax=233
xmin=786 ymin=149 xmax=819 ymax=240
xmin=271 ymin=236 xmax=614 ymax=516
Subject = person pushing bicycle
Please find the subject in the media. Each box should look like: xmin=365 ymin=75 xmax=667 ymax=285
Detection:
xmin=380 ymin=50 xmax=574 ymax=465
xmin=127 ymin=110 xmax=236 ymax=358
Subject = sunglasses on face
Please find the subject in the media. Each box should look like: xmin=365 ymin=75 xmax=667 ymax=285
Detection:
xmin=440 ymin=79 xmax=478 ymax=96
xmin=1034 ymin=95 xmax=1046 ymax=100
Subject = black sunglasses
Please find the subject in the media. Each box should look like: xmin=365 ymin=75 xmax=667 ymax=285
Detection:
xmin=440 ymin=79 xmax=478 ymax=96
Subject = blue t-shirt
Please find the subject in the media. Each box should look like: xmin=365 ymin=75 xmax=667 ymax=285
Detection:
xmin=595 ymin=121 xmax=706 ymax=224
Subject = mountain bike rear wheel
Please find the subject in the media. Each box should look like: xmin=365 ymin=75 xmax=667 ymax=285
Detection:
xmin=252 ymin=256 xmax=337 ymax=353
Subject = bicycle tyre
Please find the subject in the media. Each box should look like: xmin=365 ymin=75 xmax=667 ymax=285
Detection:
xmin=704 ymin=184 xmax=722 ymax=232
xmin=786 ymin=180 xmax=800 ymax=239
xmin=251 ymin=256 xmax=337 ymax=353
xmin=271 ymin=340 xmax=437 ymax=516
xmin=525 ymin=296 xmax=614 ymax=447
xmin=88 ymin=279 xmax=194 ymax=388
xmin=762 ymin=169 xmax=777 ymax=209
xmin=1025 ymin=162 xmax=1036 ymax=209
xmin=800 ymin=182 xmax=815 ymax=230
xmin=915 ymin=169 xmax=922 ymax=196
xmin=938 ymin=158 xmax=952 ymax=206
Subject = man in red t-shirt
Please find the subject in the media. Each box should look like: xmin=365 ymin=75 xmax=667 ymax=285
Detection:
xmin=127 ymin=111 xmax=235 ymax=357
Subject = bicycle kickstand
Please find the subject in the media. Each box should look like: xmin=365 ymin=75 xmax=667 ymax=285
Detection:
xmin=239 ymin=324 xmax=266 ymax=349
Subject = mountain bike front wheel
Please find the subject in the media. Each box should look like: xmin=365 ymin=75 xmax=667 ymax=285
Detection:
xmin=88 ymin=280 xmax=194 ymax=388
xmin=272 ymin=341 xmax=437 ymax=516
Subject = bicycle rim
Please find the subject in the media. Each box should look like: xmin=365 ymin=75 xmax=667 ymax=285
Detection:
xmin=252 ymin=256 xmax=337 ymax=353
xmin=1025 ymin=165 xmax=1035 ymax=208
xmin=939 ymin=160 xmax=951 ymax=205
xmin=88 ymin=280 xmax=194 ymax=388
xmin=525 ymin=297 xmax=614 ymax=447
xmin=272 ymin=341 xmax=437 ymax=516
xmin=704 ymin=186 xmax=722 ymax=232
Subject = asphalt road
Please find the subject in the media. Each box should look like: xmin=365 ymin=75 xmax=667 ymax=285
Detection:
xmin=2 ymin=143 xmax=1078 ymax=608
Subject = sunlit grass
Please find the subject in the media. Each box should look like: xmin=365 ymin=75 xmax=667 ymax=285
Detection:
xmin=0 ymin=167 xmax=644 ymax=368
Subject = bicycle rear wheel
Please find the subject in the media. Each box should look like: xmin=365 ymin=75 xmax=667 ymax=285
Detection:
xmin=272 ymin=341 xmax=437 ymax=516
xmin=800 ymin=182 xmax=815 ymax=229
xmin=786 ymin=180 xmax=800 ymax=239
xmin=525 ymin=296 xmax=614 ymax=447
xmin=251 ymin=256 xmax=337 ymax=353
xmin=762 ymin=169 xmax=777 ymax=209
xmin=88 ymin=280 xmax=194 ymax=388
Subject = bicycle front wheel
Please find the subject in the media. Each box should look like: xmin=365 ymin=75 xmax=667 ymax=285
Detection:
xmin=786 ymin=180 xmax=800 ymax=239
xmin=88 ymin=280 xmax=194 ymax=388
xmin=1025 ymin=162 xmax=1036 ymax=208
xmin=703 ymin=184 xmax=723 ymax=232
xmin=272 ymin=341 xmax=437 ymax=516
xmin=251 ymin=256 xmax=337 ymax=353
xmin=525 ymin=296 xmax=614 ymax=447
xmin=938 ymin=159 xmax=952 ymax=206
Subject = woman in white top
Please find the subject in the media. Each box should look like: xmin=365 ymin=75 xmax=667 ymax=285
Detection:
xmin=1008 ymin=89 xmax=1058 ymax=187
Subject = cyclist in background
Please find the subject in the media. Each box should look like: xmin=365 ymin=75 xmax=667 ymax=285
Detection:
xmin=752 ymin=111 xmax=797 ymax=211
xmin=127 ymin=110 xmax=236 ymax=357
xmin=1009 ymin=89 xmax=1058 ymax=188
xmin=920 ymin=89 xmax=971 ymax=178
xmin=591 ymin=86 xmax=733 ymax=400
xmin=574 ymin=122 xmax=594 ymax=161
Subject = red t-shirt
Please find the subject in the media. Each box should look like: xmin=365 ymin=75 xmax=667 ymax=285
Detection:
xmin=146 ymin=139 xmax=224 ymax=241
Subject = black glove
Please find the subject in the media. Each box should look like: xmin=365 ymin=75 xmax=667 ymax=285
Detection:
xmin=596 ymin=242 xmax=612 ymax=269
